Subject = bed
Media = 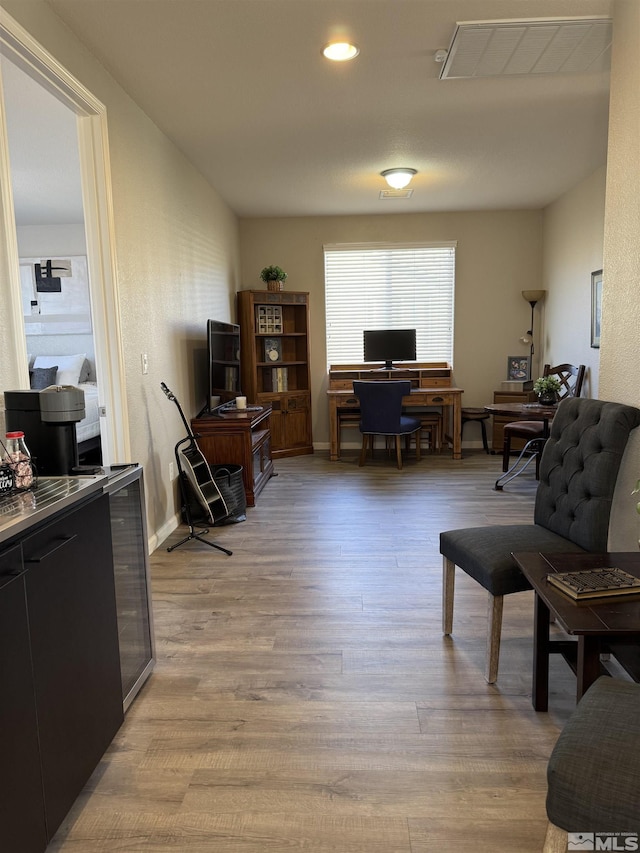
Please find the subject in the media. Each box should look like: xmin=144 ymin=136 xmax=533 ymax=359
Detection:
xmin=75 ymin=382 xmax=101 ymax=462
xmin=29 ymin=353 xmax=102 ymax=464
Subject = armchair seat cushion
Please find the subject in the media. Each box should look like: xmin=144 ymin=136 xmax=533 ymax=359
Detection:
xmin=546 ymin=677 xmax=640 ymax=833
xmin=440 ymin=525 xmax=586 ymax=597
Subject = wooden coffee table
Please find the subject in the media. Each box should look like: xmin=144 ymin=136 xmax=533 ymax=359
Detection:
xmin=511 ymin=551 xmax=640 ymax=711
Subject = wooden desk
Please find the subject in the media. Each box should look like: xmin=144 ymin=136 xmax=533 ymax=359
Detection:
xmin=512 ymin=551 xmax=640 ymax=711
xmin=327 ymin=387 xmax=464 ymax=461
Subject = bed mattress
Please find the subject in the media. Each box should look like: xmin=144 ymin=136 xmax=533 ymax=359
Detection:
xmin=76 ymin=382 xmax=100 ymax=444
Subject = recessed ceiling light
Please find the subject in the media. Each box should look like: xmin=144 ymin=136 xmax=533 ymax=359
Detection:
xmin=322 ymin=42 xmax=359 ymax=62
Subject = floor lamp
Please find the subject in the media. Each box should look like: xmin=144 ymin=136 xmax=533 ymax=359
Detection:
xmin=520 ymin=289 xmax=546 ymax=380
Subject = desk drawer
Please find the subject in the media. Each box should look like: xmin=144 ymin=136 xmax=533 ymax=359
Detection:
xmin=336 ymin=395 xmax=360 ymax=408
xmin=420 ymin=392 xmax=454 ymax=406
xmin=418 ymin=378 xmax=450 ymax=388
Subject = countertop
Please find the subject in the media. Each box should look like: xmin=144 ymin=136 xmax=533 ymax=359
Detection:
xmin=0 ymin=475 xmax=107 ymax=545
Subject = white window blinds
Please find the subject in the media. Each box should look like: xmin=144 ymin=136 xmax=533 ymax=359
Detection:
xmin=324 ymin=241 xmax=456 ymax=367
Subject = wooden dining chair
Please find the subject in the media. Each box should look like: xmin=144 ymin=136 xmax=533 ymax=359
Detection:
xmin=502 ymin=363 xmax=586 ymax=476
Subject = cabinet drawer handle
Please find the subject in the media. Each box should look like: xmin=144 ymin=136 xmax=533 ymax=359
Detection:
xmin=25 ymin=534 xmax=78 ymax=563
xmin=431 ymin=396 xmax=444 ymax=402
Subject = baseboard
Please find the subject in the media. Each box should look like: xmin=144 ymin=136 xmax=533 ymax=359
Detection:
xmin=149 ymin=512 xmax=180 ymax=554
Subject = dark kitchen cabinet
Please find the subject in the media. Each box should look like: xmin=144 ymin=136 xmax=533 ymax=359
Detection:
xmin=0 ymin=545 xmax=47 ymax=853
xmin=23 ymin=493 xmax=124 ymax=840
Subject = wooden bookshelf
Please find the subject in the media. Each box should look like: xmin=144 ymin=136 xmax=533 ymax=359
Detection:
xmin=237 ymin=290 xmax=313 ymax=458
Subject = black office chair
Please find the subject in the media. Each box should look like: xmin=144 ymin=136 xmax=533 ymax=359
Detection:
xmin=440 ymin=397 xmax=640 ymax=683
xmin=353 ymin=380 xmax=421 ymax=469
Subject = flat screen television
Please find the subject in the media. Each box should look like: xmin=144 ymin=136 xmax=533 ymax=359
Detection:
xmin=363 ymin=328 xmax=417 ymax=369
xmin=207 ymin=319 xmax=241 ymax=410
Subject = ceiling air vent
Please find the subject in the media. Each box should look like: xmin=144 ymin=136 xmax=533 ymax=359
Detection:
xmin=379 ymin=189 xmax=414 ymax=200
xmin=439 ymin=17 xmax=612 ymax=80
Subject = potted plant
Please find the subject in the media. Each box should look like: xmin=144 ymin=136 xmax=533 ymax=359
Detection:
xmin=260 ymin=265 xmax=288 ymax=292
xmin=533 ymin=375 xmax=561 ymax=405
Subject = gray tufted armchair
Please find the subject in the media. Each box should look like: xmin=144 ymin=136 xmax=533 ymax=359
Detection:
xmin=440 ymin=397 xmax=640 ymax=683
xmin=543 ymin=676 xmax=640 ymax=851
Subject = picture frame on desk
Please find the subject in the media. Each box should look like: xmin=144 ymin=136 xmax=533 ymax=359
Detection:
xmin=507 ymin=355 xmax=530 ymax=381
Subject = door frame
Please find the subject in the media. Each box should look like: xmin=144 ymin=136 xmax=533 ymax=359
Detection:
xmin=0 ymin=8 xmax=129 ymax=464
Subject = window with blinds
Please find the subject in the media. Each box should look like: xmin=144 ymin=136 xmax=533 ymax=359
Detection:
xmin=324 ymin=242 xmax=456 ymax=367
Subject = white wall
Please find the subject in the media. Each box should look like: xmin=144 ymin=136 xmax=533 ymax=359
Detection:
xmin=0 ymin=1 xmax=240 ymax=543
xmin=541 ymin=165 xmax=606 ymax=399
xmin=600 ymin=0 xmax=640 ymax=549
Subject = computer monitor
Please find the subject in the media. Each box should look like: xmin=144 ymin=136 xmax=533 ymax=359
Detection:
xmin=363 ymin=329 xmax=417 ymax=370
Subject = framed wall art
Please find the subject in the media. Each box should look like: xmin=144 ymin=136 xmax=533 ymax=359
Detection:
xmin=20 ymin=255 xmax=92 ymax=335
xmin=591 ymin=269 xmax=602 ymax=348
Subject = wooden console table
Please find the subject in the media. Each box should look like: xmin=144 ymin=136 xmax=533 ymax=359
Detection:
xmin=327 ymin=362 xmax=463 ymax=461
xmin=191 ymin=405 xmax=274 ymax=506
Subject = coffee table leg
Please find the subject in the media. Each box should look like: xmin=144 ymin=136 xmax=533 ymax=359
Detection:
xmin=576 ymin=636 xmax=601 ymax=700
xmin=532 ymin=593 xmax=550 ymax=711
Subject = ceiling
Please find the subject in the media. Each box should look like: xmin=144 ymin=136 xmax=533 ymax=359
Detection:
xmin=12 ymin=0 xmax=615 ymax=220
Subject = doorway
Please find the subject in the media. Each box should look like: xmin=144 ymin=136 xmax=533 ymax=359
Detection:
xmin=0 ymin=12 xmax=129 ymax=464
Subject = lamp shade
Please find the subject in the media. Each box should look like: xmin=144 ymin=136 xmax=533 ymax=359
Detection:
xmin=522 ymin=289 xmax=546 ymax=303
xmin=380 ymin=168 xmax=417 ymax=190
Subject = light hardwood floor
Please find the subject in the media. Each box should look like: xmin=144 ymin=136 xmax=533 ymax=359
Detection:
xmin=49 ymin=450 xmax=579 ymax=853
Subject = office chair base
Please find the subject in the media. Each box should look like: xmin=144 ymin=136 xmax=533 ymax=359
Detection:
xmin=167 ymin=525 xmax=233 ymax=555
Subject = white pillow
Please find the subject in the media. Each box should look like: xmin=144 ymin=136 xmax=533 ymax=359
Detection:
xmin=33 ymin=353 xmax=87 ymax=387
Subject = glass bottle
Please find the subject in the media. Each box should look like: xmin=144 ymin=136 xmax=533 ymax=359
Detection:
xmin=4 ymin=431 xmax=34 ymax=489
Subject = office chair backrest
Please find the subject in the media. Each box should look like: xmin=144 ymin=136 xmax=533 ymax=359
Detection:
xmin=534 ymin=397 xmax=640 ymax=551
xmin=542 ymin=363 xmax=586 ymax=400
xmin=353 ymin=380 xmax=411 ymax=434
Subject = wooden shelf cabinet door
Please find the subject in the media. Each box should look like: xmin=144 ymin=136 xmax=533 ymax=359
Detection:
xmin=261 ymin=391 xmax=312 ymax=457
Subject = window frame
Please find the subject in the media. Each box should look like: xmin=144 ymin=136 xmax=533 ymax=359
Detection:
xmin=324 ymin=241 xmax=456 ymax=368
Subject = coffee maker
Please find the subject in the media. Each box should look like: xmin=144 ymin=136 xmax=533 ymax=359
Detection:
xmin=4 ymin=386 xmax=88 ymax=476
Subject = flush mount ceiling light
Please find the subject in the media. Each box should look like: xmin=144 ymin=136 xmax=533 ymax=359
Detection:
xmin=322 ymin=42 xmax=359 ymax=61
xmin=380 ymin=168 xmax=417 ymax=190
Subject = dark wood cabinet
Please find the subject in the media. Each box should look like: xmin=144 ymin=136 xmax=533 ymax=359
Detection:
xmin=237 ymin=290 xmax=313 ymax=458
xmin=0 ymin=546 xmax=48 ymax=853
xmin=192 ymin=405 xmax=274 ymax=506
xmin=23 ymin=493 xmax=123 ymax=841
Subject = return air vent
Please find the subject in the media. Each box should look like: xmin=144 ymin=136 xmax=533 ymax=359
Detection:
xmin=379 ymin=189 xmax=414 ymax=200
xmin=439 ymin=17 xmax=612 ymax=79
